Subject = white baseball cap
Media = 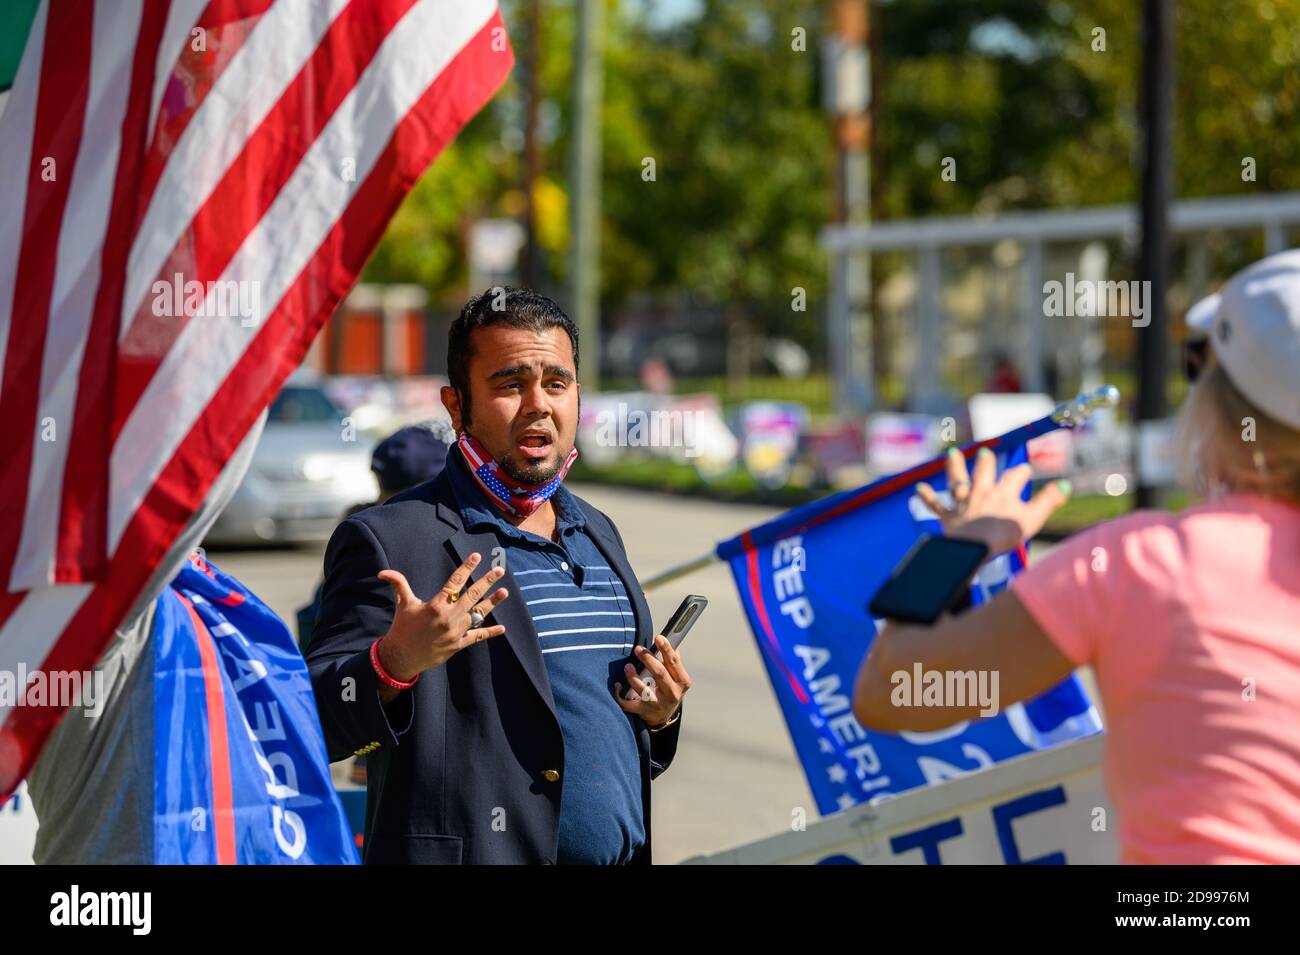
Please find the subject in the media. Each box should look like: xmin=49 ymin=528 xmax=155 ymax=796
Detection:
xmin=1186 ymin=249 xmax=1300 ymax=431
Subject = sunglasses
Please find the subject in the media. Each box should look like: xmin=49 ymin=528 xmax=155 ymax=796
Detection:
xmin=1183 ymin=337 xmax=1209 ymax=383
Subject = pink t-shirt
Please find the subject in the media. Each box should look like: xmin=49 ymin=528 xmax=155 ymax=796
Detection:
xmin=1013 ymin=493 xmax=1300 ymax=864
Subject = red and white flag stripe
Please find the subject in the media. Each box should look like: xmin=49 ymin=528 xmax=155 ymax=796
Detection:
xmin=0 ymin=0 xmax=512 ymax=795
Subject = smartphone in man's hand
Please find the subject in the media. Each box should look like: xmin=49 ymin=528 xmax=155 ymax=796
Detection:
xmin=623 ymin=594 xmax=707 ymax=701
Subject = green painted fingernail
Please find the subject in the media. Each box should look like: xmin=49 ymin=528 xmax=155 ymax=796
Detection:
xmin=1056 ymin=479 xmax=1072 ymax=496
xmin=947 ymin=447 xmax=961 ymax=459
xmin=978 ymin=447 xmax=993 ymax=458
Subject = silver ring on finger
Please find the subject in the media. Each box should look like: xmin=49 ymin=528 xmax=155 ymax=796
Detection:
xmin=469 ymin=608 xmax=485 ymax=628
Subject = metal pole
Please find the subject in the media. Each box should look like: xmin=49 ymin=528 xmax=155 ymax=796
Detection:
xmin=914 ymin=245 xmax=942 ymax=411
xmin=521 ymin=0 xmax=542 ymax=289
xmin=568 ymin=0 xmax=603 ymax=389
xmin=1135 ymin=0 xmax=1175 ymax=509
xmin=825 ymin=0 xmax=873 ymax=415
xmin=829 ymin=250 xmax=850 ymax=416
xmin=640 ymin=552 xmax=720 ymax=593
xmin=1265 ymin=221 xmax=1285 ymax=255
xmin=1020 ymin=239 xmax=1045 ymax=392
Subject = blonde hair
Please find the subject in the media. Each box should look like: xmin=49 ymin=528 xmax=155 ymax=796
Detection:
xmin=1175 ymin=358 xmax=1300 ymax=504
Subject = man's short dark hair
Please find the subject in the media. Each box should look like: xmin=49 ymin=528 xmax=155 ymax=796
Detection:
xmin=447 ymin=288 xmax=580 ymax=425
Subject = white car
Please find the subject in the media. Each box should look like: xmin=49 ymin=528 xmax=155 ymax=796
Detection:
xmin=205 ymin=383 xmax=379 ymax=546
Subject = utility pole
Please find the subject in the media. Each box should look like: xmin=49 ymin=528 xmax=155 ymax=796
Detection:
xmin=1135 ymin=0 xmax=1175 ymax=509
xmin=867 ymin=2 xmax=885 ymax=397
xmin=520 ymin=0 xmax=542 ymax=289
xmin=824 ymin=0 xmax=873 ymax=416
xmin=568 ymin=0 xmax=603 ymax=390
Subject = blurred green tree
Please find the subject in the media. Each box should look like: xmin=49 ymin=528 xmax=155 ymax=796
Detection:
xmin=360 ymin=0 xmax=1300 ymax=356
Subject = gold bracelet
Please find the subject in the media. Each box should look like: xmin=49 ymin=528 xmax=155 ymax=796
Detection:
xmin=647 ymin=706 xmax=681 ymax=733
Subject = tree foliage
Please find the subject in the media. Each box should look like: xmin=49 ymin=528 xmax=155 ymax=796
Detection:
xmin=362 ymin=0 xmax=1300 ymax=344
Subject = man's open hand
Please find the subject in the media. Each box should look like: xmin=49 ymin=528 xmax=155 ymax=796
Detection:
xmin=374 ymin=552 xmax=510 ymax=682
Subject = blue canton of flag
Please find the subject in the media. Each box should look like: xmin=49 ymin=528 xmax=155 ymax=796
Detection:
xmin=476 ymin=460 xmax=563 ymax=507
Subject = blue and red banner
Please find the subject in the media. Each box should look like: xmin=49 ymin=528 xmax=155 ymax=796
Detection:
xmin=717 ymin=421 xmax=1102 ymax=817
xmin=153 ymin=556 xmax=356 ymax=864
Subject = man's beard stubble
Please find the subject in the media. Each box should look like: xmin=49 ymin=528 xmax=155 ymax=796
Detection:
xmin=460 ymin=389 xmax=578 ymax=488
xmin=498 ymin=442 xmax=573 ymax=487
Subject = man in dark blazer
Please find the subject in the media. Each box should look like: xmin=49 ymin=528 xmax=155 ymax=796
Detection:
xmin=307 ymin=288 xmax=692 ymax=864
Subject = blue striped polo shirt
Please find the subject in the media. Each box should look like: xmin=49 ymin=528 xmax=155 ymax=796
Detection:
xmin=447 ymin=451 xmax=645 ymax=864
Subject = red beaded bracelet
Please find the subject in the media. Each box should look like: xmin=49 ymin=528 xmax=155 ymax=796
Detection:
xmin=370 ymin=639 xmax=419 ymax=691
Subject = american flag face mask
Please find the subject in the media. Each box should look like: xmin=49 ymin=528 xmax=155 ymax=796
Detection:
xmin=457 ymin=431 xmax=579 ymax=518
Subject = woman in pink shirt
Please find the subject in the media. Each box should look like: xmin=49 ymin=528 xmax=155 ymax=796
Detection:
xmin=853 ymin=250 xmax=1300 ymax=864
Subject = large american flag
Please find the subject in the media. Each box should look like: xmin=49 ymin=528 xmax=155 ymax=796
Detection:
xmin=0 ymin=0 xmax=512 ymax=796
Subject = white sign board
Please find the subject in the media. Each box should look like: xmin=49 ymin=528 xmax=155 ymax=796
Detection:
xmin=867 ymin=413 xmax=939 ymax=476
xmin=1137 ymin=418 xmax=1178 ymax=487
xmin=0 ymin=782 xmax=37 ymax=865
xmin=969 ymin=392 xmax=1073 ymax=476
xmin=684 ymin=734 xmax=1116 ymax=865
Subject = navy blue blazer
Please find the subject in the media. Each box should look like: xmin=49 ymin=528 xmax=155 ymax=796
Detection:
xmin=307 ymin=466 xmax=681 ymax=864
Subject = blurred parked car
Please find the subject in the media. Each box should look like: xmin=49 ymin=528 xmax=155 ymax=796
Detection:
xmin=204 ymin=379 xmax=379 ymax=546
xmin=603 ymin=321 xmax=728 ymax=378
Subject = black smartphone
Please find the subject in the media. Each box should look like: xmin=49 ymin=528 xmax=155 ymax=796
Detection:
xmin=623 ymin=595 xmax=707 ymax=700
xmin=868 ymin=535 xmax=989 ymax=625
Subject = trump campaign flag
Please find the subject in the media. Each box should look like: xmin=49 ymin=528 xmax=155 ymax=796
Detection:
xmin=0 ymin=0 xmax=512 ymax=797
xmin=155 ymin=555 xmax=355 ymax=863
xmin=717 ymin=418 xmax=1103 ymax=817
